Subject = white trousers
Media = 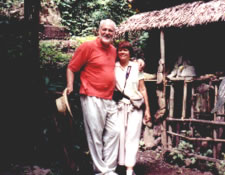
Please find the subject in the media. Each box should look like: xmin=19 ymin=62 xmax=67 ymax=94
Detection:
xmin=80 ymin=95 xmax=120 ymax=175
xmin=117 ymin=103 xmax=143 ymax=167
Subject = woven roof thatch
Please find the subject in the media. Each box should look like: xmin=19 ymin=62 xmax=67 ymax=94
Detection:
xmin=116 ymin=0 xmax=225 ymax=36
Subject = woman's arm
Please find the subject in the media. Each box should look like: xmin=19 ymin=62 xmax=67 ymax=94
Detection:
xmin=138 ymin=79 xmax=151 ymax=123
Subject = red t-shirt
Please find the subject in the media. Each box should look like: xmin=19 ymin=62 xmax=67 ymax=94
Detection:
xmin=68 ymin=38 xmax=117 ymax=99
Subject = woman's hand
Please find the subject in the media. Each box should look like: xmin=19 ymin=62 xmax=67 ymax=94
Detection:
xmin=143 ymin=110 xmax=151 ymax=123
xmin=143 ymin=110 xmax=152 ymax=128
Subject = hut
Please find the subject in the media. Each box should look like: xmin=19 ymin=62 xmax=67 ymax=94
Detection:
xmin=116 ymin=0 xmax=225 ymax=162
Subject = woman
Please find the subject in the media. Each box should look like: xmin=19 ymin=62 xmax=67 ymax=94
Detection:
xmin=115 ymin=41 xmax=151 ymax=175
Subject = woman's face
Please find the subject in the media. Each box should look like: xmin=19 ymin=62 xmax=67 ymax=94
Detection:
xmin=118 ymin=48 xmax=130 ymax=63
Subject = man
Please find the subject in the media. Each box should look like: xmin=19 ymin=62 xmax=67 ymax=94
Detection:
xmin=67 ymin=19 xmax=144 ymax=175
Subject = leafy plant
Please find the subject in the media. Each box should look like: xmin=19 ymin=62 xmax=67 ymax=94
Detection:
xmin=39 ymin=40 xmax=72 ymax=92
xmin=70 ymin=35 xmax=97 ymax=47
xmin=216 ymin=153 xmax=225 ymax=175
xmin=139 ymin=139 xmax=146 ymax=151
xmin=58 ymin=0 xmax=136 ymax=36
xmin=0 ymin=0 xmax=24 ymax=21
xmin=40 ymin=41 xmax=71 ymax=69
xmin=165 ymin=140 xmax=196 ymax=167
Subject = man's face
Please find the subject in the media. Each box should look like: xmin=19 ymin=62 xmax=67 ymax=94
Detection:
xmin=98 ymin=22 xmax=115 ymax=46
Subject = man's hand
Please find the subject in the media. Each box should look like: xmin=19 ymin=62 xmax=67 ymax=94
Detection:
xmin=67 ymin=85 xmax=73 ymax=95
xmin=137 ymin=59 xmax=145 ymax=71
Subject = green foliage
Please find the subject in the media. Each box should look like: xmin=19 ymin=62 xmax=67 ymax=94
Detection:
xmin=114 ymin=31 xmax=150 ymax=59
xmin=70 ymin=35 xmax=97 ymax=47
xmin=199 ymin=149 xmax=215 ymax=172
xmin=165 ymin=139 xmax=225 ymax=174
xmin=40 ymin=41 xmax=71 ymax=71
xmin=39 ymin=40 xmax=72 ymax=91
xmin=58 ymin=0 xmax=136 ymax=36
xmin=41 ymin=0 xmax=60 ymax=8
xmin=139 ymin=139 xmax=146 ymax=151
xmin=132 ymin=31 xmax=150 ymax=50
xmin=217 ymin=153 xmax=225 ymax=175
xmin=0 ymin=0 xmax=24 ymax=21
xmin=39 ymin=35 xmax=96 ymax=91
xmin=39 ymin=35 xmax=96 ymax=72
xmin=165 ymin=140 xmax=196 ymax=167
xmin=131 ymin=31 xmax=150 ymax=59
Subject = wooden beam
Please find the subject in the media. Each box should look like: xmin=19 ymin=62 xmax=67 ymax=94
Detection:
xmin=166 ymin=118 xmax=225 ymax=126
xmin=167 ymin=131 xmax=225 ymax=143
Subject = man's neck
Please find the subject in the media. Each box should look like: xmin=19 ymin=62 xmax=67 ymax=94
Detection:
xmin=101 ymin=41 xmax=111 ymax=49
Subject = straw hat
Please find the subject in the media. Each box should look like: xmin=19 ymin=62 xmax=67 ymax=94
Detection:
xmin=56 ymin=88 xmax=73 ymax=117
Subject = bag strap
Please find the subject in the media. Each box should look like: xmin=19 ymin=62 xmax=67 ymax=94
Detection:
xmin=122 ymin=65 xmax=131 ymax=94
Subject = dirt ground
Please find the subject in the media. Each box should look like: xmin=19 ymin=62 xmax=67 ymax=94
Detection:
xmin=116 ymin=150 xmax=213 ymax=175
xmin=0 ymin=150 xmax=214 ymax=175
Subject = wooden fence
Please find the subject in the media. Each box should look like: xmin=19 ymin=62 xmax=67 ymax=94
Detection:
xmin=164 ymin=77 xmax=225 ymax=162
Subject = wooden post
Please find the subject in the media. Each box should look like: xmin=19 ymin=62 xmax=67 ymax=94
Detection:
xmin=213 ymin=84 xmax=218 ymax=159
xmin=168 ymin=84 xmax=174 ymax=148
xmin=160 ymin=30 xmax=167 ymax=149
xmin=191 ymin=85 xmax=195 ymax=119
xmin=218 ymin=88 xmax=225 ymax=158
xmin=190 ymin=85 xmax=195 ymax=136
xmin=181 ymin=81 xmax=188 ymax=119
xmin=175 ymin=123 xmax=180 ymax=147
xmin=169 ymin=84 xmax=175 ymax=118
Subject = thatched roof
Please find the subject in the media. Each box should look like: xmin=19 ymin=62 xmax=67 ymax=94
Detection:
xmin=116 ymin=0 xmax=225 ymax=36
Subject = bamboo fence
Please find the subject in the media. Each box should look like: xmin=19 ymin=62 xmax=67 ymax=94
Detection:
xmin=165 ymin=78 xmax=225 ymax=161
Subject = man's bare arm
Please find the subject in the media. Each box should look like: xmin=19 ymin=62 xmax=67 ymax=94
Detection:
xmin=66 ymin=68 xmax=75 ymax=95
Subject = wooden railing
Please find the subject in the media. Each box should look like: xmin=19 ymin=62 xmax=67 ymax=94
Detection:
xmin=165 ymin=77 xmax=225 ymax=161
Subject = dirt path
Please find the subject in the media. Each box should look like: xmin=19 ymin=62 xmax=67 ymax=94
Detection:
xmin=116 ymin=150 xmax=213 ymax=175
xmin=0 ymin=150 xmax=214 ymax=175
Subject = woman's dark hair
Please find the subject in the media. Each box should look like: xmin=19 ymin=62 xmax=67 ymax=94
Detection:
xmin=117 ymin=41 xmax=134 ymax=57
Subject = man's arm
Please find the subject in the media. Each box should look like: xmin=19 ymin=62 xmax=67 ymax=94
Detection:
xmin=66 ymin=68 xmax=75 ymax=95
xmin=137 ymin=59 xmax=145 ymax=71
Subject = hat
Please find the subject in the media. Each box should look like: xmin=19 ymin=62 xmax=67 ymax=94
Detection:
xmin=56 ymin=88 xmax=73 ymax=117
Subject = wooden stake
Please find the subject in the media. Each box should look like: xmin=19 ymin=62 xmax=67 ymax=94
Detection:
xmin=168 ymin=84 xmax=175 ymax=148
xmin=213 ymin=84 xmax=218 ymax=159
xmin=160 ymin=30 xmax=167 ymax=149
xmin=181 ymin=81 xmax=187 ymax=119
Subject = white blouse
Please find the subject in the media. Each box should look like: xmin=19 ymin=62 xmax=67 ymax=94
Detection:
xmin=115 ymin=61 xmax=144 ymax=104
